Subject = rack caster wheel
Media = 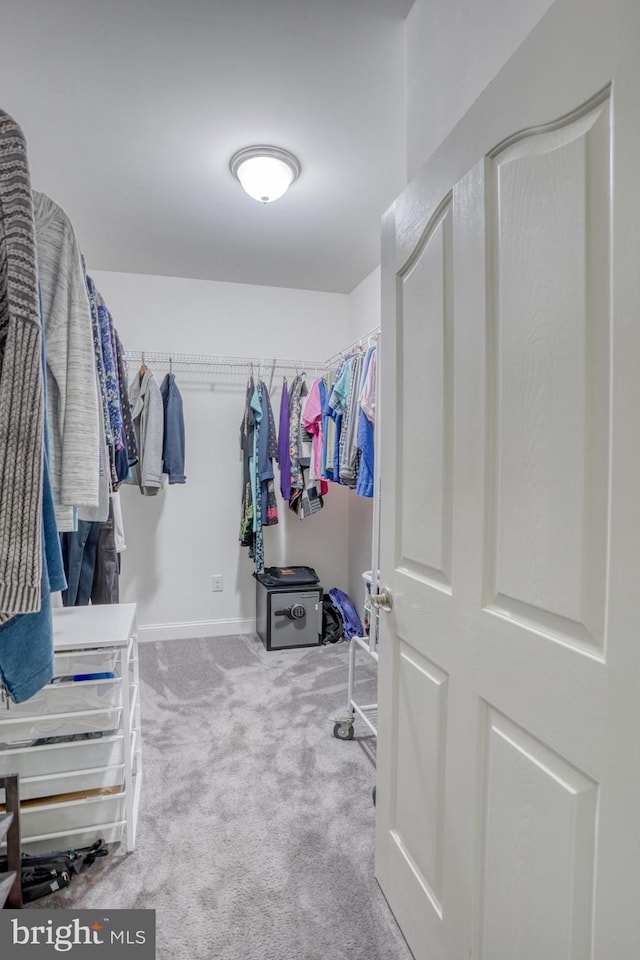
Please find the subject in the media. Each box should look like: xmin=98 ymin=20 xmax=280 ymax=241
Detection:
xmin=333 ymin=720 xmax=354 ymax=740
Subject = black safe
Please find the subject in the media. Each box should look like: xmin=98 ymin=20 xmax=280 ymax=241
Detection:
xmin=255 ymin=571 xmax=323 ymax=651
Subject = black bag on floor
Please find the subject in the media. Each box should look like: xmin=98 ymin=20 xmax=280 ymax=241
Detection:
xmin=322 ymin=597 xmax=344 ymax=644
xmin=0 ymin=838 xmax=108 ymax=903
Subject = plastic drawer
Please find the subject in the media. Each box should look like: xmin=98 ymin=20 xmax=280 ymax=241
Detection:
xmin=54 ymin=649 xmax=121 ymax=679
xmin=5 ymin=679 xmax=121 ymax=717
xmin=0 ymin=707 xmax=122 ymax=746
xmin=17 ymin=765 xmax=126 ymax=802
xmin=0 ymin=733 xmax=124 ymax=779
xmin=17 ymin=790 xmax=126 ymax=839
xmin=20 ymin=822 xmax=125 ymax=855
xmin=0 ymin=734 xmax=126 ymax=801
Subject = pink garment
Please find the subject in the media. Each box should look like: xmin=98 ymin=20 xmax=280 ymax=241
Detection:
xmin=302 ymin=379 xmax=328 ymax=493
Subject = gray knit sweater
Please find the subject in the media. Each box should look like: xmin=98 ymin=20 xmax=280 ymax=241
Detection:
xmin=33 ymin=191 xmax=99 ymax=530
xmin=0 ymin=111 xmax=44 ymax=616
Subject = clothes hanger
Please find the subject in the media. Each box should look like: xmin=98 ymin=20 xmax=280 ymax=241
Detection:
xmin=139 ymin=351 xmax=147 ymax=380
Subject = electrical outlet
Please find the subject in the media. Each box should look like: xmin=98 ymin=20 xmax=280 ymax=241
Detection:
xmin=211 ymin=575 xmax=224 ymax=592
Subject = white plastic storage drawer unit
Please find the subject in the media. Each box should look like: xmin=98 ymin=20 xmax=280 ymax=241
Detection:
xmin=0 ymin=604 xmax=141 ymax=854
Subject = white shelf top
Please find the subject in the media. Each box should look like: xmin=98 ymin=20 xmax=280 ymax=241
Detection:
xmin=52 ymin=604 xmax=137 ymax=651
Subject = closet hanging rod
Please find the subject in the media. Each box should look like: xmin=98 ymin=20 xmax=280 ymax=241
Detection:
xmin=125 ymin=350 xmax=321 ymax=373
xmin=324 ymin=326 xmax=380 ymax=369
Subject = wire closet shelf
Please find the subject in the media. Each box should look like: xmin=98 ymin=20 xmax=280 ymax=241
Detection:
xmin=126 ymin=327 xmax=380 ymax=378
xmin=125 ymin=351 xmax=320 ymax=376
xmin=325 ymin=326 xmax=380 ymax=368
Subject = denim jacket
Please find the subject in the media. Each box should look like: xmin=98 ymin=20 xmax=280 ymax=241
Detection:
xmin=160 ymin=373 xmax=186 ymax=484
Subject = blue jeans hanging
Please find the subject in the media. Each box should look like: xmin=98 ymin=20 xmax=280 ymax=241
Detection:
xmin=61 ymin=521 xmax=101 ymax=606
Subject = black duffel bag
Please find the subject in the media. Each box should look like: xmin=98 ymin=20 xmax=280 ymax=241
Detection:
xmin=322 ymin=597 xmax=344 ymax=644
xmin=0 ymin=838 xmax=108 ymax=903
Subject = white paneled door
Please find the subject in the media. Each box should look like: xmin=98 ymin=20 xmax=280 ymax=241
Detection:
xmin=375 ymin=2 xmax=640 ymax=958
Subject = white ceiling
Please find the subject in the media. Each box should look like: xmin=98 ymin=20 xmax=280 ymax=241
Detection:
xmin=1 ymin=0 xmax=412 ymax=293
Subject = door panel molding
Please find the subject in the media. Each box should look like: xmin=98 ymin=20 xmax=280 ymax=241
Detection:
xmin=474 ymin=703 xmax=598 ymax=960
xmin=483 ymin=92 xmax=611 ymax=657
xmin=391 ymin=640 xmax=449 ymax=914
xmin=395 ymin=196 xmax=454 ymax=589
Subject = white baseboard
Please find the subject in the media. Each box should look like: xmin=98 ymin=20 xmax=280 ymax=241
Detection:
xmin=137 ymin=618 xmax=257 ymax=643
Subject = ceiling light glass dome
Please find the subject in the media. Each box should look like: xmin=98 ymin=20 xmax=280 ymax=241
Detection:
xmin=230 ymin=146 xmax=301 ymax=203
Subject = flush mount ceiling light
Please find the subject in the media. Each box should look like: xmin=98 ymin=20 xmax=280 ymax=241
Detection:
xmin=229 ymin=145 xmax=301 ymax=203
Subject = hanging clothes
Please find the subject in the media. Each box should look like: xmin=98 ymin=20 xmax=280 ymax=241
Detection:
xmin=297 ymin=472 xmax=325 ymax=519
xmin=277 ymin=378 xmax=291 ymax=500
xmin=321 ymin=368 xmax=337 ymax=480
xmin=284 ymin=373 xmax=325 ymax=520
xmin=86 ymin=273 xmax=113 ymax=449
xmin=60 ymin=490 xmax=119 ymax=607
xmin=250 ymin=383 xmax=262 ymax=529
xmin=60 ymin=520 xmax=101 ymax=606
xmin=0 ymin=307 xmax=65 ymax=701
xmin=0 ymin=112 xmax=45 ymax=620
xmin=114 ymin=331 xmax=138 ymax=475
xmin=239 ymin=378 xmax=278 ymax=572
xmin=94 ymin=290 xmax=122 ymax=484
xmin=359 ymin=346 xmax=376 ymax=423
xmin=239 ymin=376 xmax=264 ymax=571
xmin=111 ymin=491 xmax=127 ymax=554
xmin=91 ymin=498 xmax=119 ymax=604
xmin=82 ymin=272 xmax=112 ymax=523
xmin=62 ymin=272 xmax=130 ymax=603
xmin=355 ymin=345 xmax=376 ymax=498
xmin=0 ymin=116 xmax=135 ymax=655
xmin=288 ymin=374 xmax=308 ymax=494
xmin=127 ymin=366 xmax=164 ymax=496
xmin=160 ymin=372 xmax=186 ymax=484
xmin=0 ymin=506 xmax=56 ymax=701
xmin=325 ymin=357 xmax=351 ymax=482
xmin=302 ymin=377 xmax=329 ymax=491
xmin=257 ymin=381 xmax=278 ymax=526
xmin=249 ymin=380 xmax=264 ymax=570
xmin=33 ymin=190 xmax=100 ymax=531
xmin=239 ymin=376 xmax=256 ymax=549
xmin=339 ymin=352 xmax=364 ymax=486
xmin=105 ymin=301 xmax=129 ymax=485
xmin=39 ymin=317 xmax=67 ymax=602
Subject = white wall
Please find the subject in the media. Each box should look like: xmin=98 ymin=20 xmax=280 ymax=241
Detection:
xmin=92 ymin=269 xmax=351 ymax=640
xmin=346 ymin=267 xmax=381 ymax=605
xmin=348 ymin=265 xmax=381 ymax=344
xmin=406 ymin=0 xmax=555 ymax=179
xmin=346 ymin=1 xmax=556 ymax=605
xmin=90 ymin=0 xmax=558 ymax=640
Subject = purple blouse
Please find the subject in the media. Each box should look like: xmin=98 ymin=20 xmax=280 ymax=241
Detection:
xmin=277 ymin=379 xmax=291 ymax=500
